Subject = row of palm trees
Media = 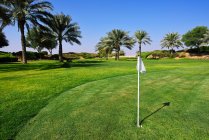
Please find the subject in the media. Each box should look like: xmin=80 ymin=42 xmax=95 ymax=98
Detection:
xmin=0 ymin=0 xmax=81 ymax=63
xmin=95 ymin=30 xmax=182 ymax=60
xmin=96 ymin=30 xmax=152 ymax=60
xmin=97 ymin=29 xmax=209 ymax=60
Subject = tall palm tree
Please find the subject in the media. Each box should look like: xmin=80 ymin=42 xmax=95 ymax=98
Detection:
xmin=161 ymin=32 xmax=183 ymax=54
xmin=0 ymin=0 xmax=53 ymax=64
xmin=105 ymin=29 xmax=135 ymax=60
xmin=96 ymin=37 xmax=113 ymax=60
xmin=135 ymin=30 xmax=152 ymax=56
xmin=41 ymin=14 xmax=81 ymax=62
xmin=0 ymin=30 xmax=8 ymax=48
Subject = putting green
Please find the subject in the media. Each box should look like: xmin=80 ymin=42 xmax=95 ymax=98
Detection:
xmin=16 ymin=72 xmax=209 ymax=139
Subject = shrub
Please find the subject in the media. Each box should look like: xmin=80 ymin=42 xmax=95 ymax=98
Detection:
xmin=0 ymin=53 xmax=18 ymax=62
xmin=13 ymin=51 xmax=49 ymax=60
xmin=146 ymin=50 xmax=177 ymax=59
xmin=138 ymin=52 xmax=152 ymax=58
xmin=79 ymin=52 xmax=97 ymax=59
xmin=50 ymin=54 xmax=59 ymax=60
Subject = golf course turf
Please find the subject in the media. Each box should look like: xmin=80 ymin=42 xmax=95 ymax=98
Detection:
xmin=1 ymin=59 xmax=209 ymax=139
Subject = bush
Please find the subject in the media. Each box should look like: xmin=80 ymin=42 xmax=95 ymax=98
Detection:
xmin=78 ymin=52 xmax=98 ymax=59
xmin=50 ymin=54 xmax=59 ymax=60
xmin=138 ymin=52 xmax=152 ymax=58
xmin=146 ymin=50 xmax=178 ymax=59
xmin=13 ymin=51 xmax=49 ymax=60
xmin=0 ymin=53 xmax=18 ymax=62
xmin=185 ymin=46 xmax=209 ymax=54
xmin=40 ymin=51 xmax=48 ymax=56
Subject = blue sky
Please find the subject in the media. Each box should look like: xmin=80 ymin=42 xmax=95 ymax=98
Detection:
xmin=2 ymin=0 xmax=209 ymax=56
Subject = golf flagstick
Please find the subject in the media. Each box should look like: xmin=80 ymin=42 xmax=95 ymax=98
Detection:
xmin=137 ymin=56 xmax=146 ymax=128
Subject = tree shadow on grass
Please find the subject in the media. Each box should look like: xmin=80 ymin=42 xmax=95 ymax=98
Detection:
xmin=140 ymin=102 xmax=170 ymax=126
xmin=0 ymin=60 xmax=105 ymax=72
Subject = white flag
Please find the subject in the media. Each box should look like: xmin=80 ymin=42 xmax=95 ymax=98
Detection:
xmin=137 ymin=57 xmax=146 ymax=73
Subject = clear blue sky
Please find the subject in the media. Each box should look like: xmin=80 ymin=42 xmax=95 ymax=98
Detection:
xmin=2 ymin=0 xmax=209 ymax=56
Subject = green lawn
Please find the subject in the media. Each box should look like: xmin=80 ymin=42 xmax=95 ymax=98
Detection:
xmin=1 ymin=59 xmax=209 ymax=139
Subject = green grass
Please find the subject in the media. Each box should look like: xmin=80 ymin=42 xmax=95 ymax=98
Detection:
xmin=1 ymin=59 xmax=209 ymax=139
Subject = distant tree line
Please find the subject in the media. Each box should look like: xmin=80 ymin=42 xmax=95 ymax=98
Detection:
xmin=96 ymin=26 xmax=209 ymax=60
xmin=0 ymin=0 xmax=81 ymax=64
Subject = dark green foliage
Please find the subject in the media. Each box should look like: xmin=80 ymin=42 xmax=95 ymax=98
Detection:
xmin=49 ymin=54 xmax=59 ymax=60
xmin=0 ymin=1 xmax=12 ymax=30
xmin=182 ymin=26 xmax=208 ymax=49
xmin=26 ymin=27 xmax=57 ymax=54
xmin=0 ymin=52 xmax=17 ymax=62
xmin=202 ymin=30 xmax=209 ymax=45
xmin=26 ymin=27 xmax=44 ymax=53
xmin=13 ymin=51 xmax=48 ymax=60
xmin=0 ymin=30 xmax=9 ymax=48
xmin=185 ymin=46 xmax=209 ymax=54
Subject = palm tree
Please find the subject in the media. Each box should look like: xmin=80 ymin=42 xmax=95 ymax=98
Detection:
xmin=161 ymin=32 xmax=183 ymax=54
xmin=41 ymin=14 xmax=81 ymax=62
xmin=135 ymin=30 xmax=152 ymax=56
xmin=0 ymin=30 xmax=8 ymax=48
xmin=0 ymin=0 xmax=53 ymax=64
xmin=96 ymin=37 xmax=113 ymax=60
xmin=105 ymin=29 xmax=135 ymax=60
xmin=0 ymin=2 xmax=11 ymax=48
xmin=0 ymin=4 xmax=12 ymax=30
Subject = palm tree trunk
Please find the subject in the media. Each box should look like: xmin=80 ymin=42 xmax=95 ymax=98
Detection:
xmin=115 ymin=51 xmax=117 ymax=60
xmin=117 ymin=50 xmax=119 ymax=60
xmin=19 ymin=21 xmax=27 ymax=64
xmin=115 ymin=46 xmax=120 ymax=61
xmin=106 ymin=53 xmax=108 ymax=60
xmin=58 ymin=38 xmax=63 ymax=62
xmin=139 ymin=43 xmax=142 ymax=57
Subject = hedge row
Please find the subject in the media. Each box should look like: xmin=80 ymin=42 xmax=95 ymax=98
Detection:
xmin=0 ymin=54 xmax=18 ymax=62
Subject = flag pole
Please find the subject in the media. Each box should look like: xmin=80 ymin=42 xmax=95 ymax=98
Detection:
xmin=137 ymin=56 xmax=142 ymax=127
xmin=137 ymin=56 xmax=140 ymax=127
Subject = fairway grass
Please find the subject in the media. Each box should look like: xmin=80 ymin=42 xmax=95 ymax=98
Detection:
xmin=1 ymin=59 xmax=209 ymax=139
